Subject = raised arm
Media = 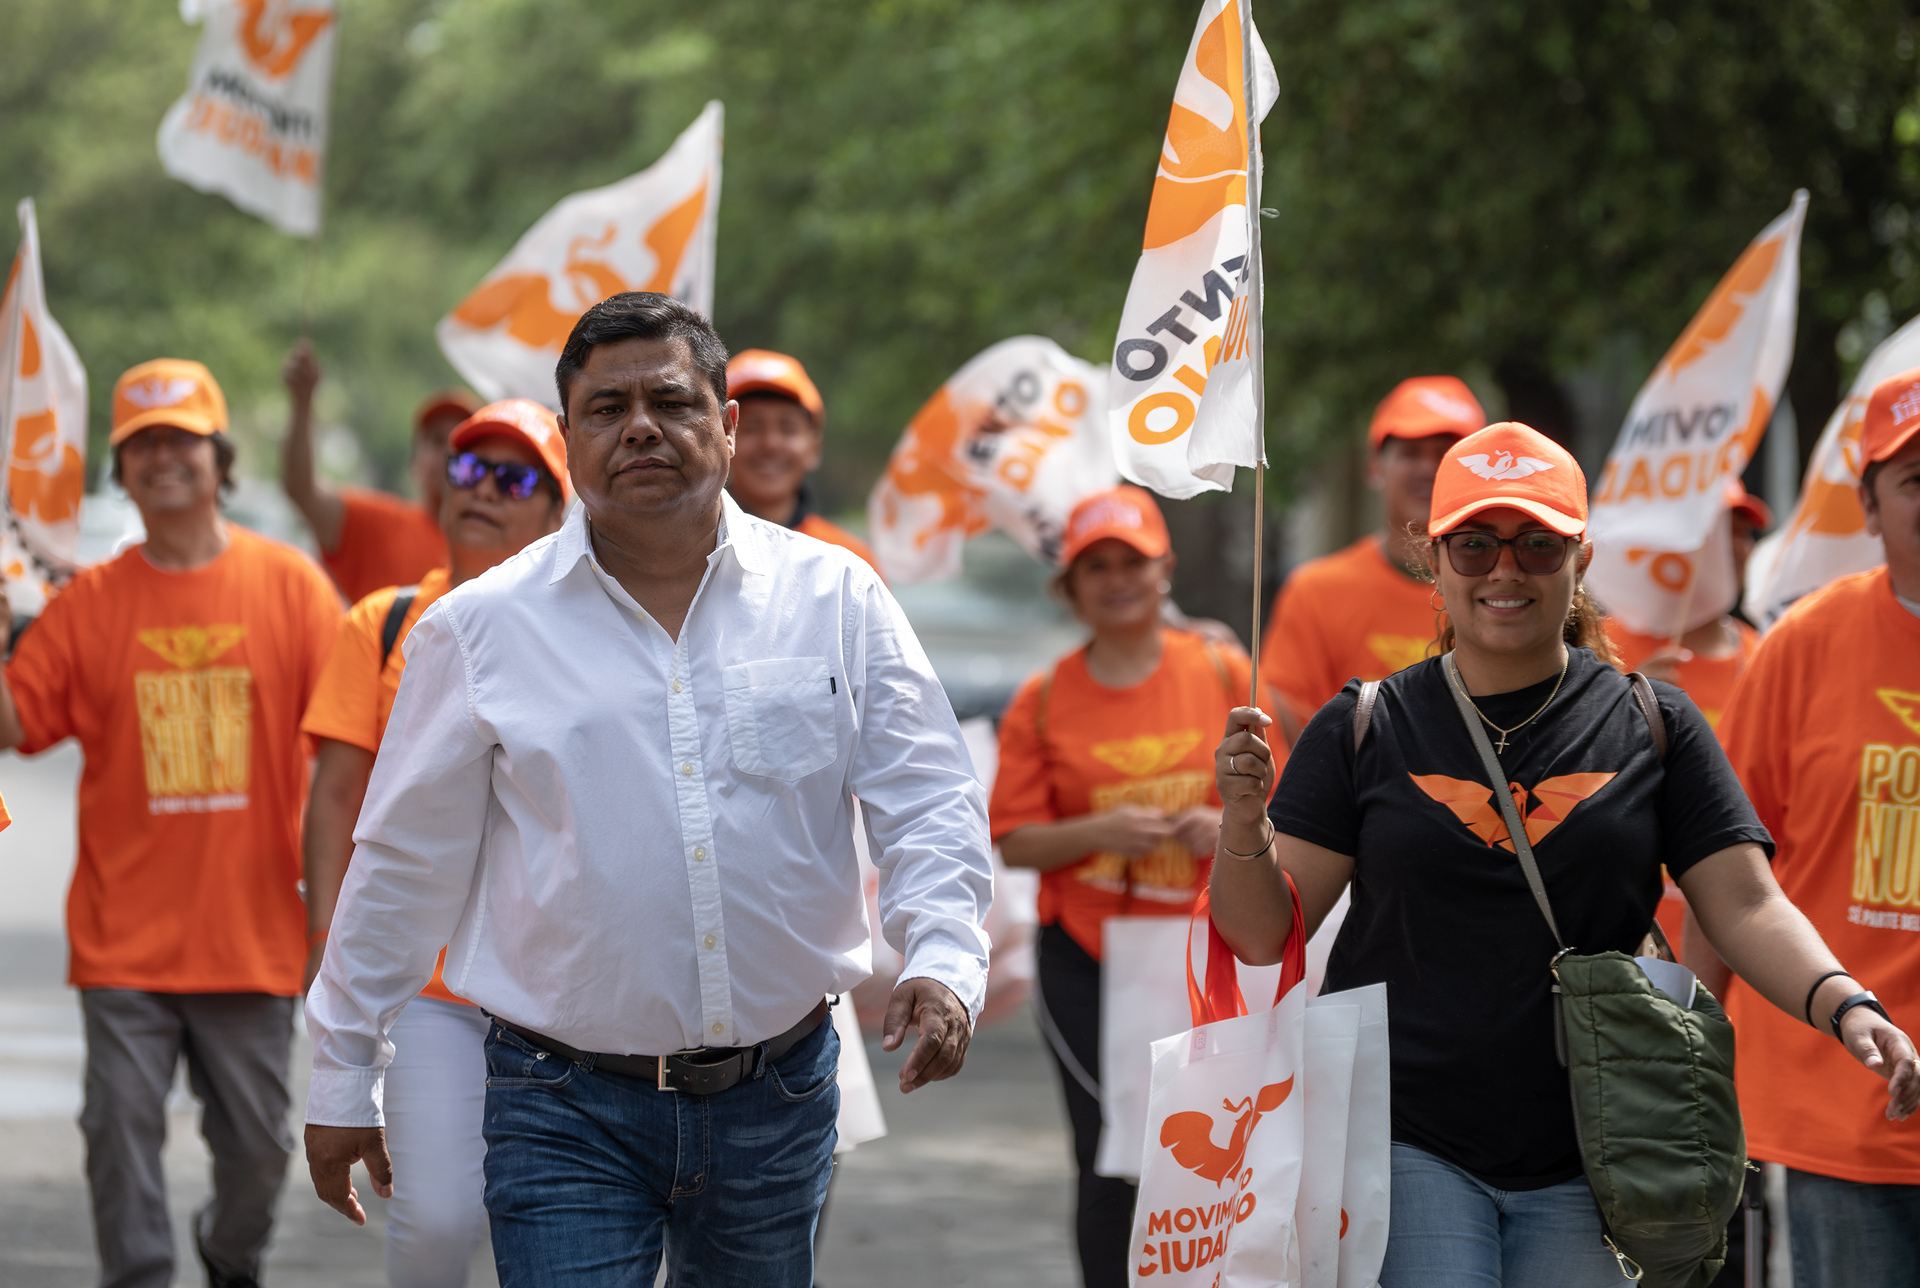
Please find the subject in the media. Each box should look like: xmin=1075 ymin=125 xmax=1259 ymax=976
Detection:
xmin=1679 ymin=845 xmax=1919 ymax=1120
xmin=281 ymin=341 xmax=346 ymax=553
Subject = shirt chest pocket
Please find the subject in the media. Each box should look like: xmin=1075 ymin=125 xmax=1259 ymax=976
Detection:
xmin=721 ymin=657 xmax=838 ymax=782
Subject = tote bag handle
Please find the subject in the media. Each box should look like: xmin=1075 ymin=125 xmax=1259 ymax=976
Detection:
xmin=1186 ymin=873 xmax=1305 ymax=1027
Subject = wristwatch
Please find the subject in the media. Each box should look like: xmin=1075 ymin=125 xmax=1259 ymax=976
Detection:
xmin=1829 ymin=990 xmax=1892 ymax=1041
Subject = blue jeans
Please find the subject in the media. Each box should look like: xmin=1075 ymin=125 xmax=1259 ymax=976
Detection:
xmin=1378 ymin=1143 xmax=1626 ymax=1288
xmin=1787 ymin=1166 xmax=1920 ymax=1288
xmin=481 ymin=1014 xmax=839 ymax=1287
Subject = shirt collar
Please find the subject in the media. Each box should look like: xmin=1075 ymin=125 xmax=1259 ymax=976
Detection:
xmin=550 ymin=490 xmax=768 ymax=586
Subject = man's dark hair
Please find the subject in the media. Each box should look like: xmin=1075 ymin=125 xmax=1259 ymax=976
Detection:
xmin=111 ymin=430 xmax=237 ymax=499
xmin=554 ymin=292 xmax=729 ymax=415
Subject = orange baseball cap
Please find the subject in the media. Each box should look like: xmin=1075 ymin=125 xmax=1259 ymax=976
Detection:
xmin=1429 ymin=423 xmax=1587 ymax=538
xmin=1367 ymin=376 xmax=1485 ymax=450
xmin=1726 ymin=480 xmax=1773 ymax=533
xmin=1059 ymin=485 xmax=1172 ymax=567
xmin=726 ymin=350 xmax=824 ymax=422
xmin=415 ymin=388 xmax=482 ymax=432
xmin=450 ymin=399 xmax=571 ymax=503
xmin=110 ymin=359 xmax=228 ymax=447
xmin=1862 ymin=367 xmax=1920 ymax=465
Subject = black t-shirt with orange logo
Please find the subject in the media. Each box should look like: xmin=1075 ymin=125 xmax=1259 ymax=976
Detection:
xmin=1267 ymin=647 xmax=1771 ymax=1190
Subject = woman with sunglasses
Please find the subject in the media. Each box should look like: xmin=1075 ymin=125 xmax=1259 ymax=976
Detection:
xmin=1205 ymin=423 xmax=1919 ymax=1287
xmin=299 ymin=399 xmax=569 ymax=1288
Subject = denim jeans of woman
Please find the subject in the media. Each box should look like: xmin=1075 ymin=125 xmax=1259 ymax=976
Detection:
xmin=1378 ymin=1142 xmax=1625 ymax=1288
xmin=481 ymin=1014 xmax=839 ymax=1287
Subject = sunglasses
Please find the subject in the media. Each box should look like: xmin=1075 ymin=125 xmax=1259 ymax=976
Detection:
xmin=1436 ymin=529 xmax=1574 ymax=577
xmin=445 ymin=451 xmax=547 ymax=500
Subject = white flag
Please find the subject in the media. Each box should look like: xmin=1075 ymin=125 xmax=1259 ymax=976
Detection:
xmin=0 ymin=200 xmax=89 ymax=616
xmin=1586 ymin=192 xmax=1806 ymax=636
xmin=1110 ymin=0 xmax=1277 ymax=500
xmin=437 ymin=102 xmax=723 ymax=410
xmin=868 ymin=337 xmax=1116 ymax=583
xmin=156 ymin=0 xmax=337 ymax=237
xmin=1744 ymin=313 xmax=1920 ymax=629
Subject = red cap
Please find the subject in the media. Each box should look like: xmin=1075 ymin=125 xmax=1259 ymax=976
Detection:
xmin=1429 ymin=423 xmax=1587 ymax=538
xmin=450 ymin=399 xmax=571 ymax=503
xmin=1862 ymin=367 xmax=1920 ymax=466
xmin=726 ymin=350 xmax=824 ymax=422
xmin=1725 ymin=481 xmax=1773 ymax=533
xmin=415 ymin=388 xmax=481 ymax=433
xmin=110 ymin=359 xmax=228 ymax=446
xmin=1367 ymin=376 xmax=1485 ymax=450
xmin=1059 ymin=486 xmax=1171 ymax=567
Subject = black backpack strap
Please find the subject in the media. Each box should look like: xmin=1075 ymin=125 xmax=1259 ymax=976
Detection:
xmin=380 ymin=587 xmax=419 ymax=667
xmin=1627 ymin=672 xmax=1668 ymax=762
xmin=1351 ymin=679 xmax=1381 ymax=755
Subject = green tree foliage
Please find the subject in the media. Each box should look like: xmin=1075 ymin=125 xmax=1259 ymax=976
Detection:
xmin=3 ymin=0 xmax=1916 ymax=508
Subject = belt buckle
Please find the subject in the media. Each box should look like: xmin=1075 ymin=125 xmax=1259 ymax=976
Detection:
xmin=657 ymin=1048 xmax=700 ymax=1092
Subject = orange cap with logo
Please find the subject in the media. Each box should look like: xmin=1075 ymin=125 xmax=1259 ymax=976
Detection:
xmin=1367 ymin=376 xmax=1485 ymax=450
xmin=110 ymin=359 xmax=228 ymax=447
xmin=726 ymin=350 xmax=824 ymax=422
xmin=415 ymin=388 xmax=482 ymax=433
xmin=1059 ymin=485 xmax=1172 ymax=567
xmin=1862 ymin=367 xmax=1920 ymax=466
xmin=1429 ymin=423 xmax=1588 ymax=538
xmin=450 ymin=399 xmax=572 ymax=503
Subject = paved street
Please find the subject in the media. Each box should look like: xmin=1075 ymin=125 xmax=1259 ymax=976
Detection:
xmin=0 ymin=749 xmax=1079 ymax=1287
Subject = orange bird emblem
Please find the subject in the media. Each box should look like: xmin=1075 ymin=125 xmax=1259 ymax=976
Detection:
xmin=1409 ymin=772 xmax=1616 ymax=851
xmin=1158 ymin=1077 xmax=1293 ymax=1186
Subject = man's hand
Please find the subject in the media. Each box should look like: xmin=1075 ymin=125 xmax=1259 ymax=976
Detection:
xmin=1838 ymin=1007 xmax=1920 ymax=1121
xmin=304 ymin=1124 xmax=392 ymax=1225
xmin=1169 ymin=805 xmax=1223 ymax=858
xmin=283 ymin=340 xmax=320 ymax=406
xmin=1084 ymin=805 xmax=1176 ymax=859
xmin=881 ymin=977 xmax=971 ymax=1094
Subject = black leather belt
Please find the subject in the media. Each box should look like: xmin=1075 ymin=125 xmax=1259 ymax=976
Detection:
xmin=497 ymin=998 xmax=831 ymax=1096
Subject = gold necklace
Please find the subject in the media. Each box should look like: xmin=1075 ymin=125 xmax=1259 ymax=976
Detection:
xmin=1448 ymin=653 xmax=1569 ymax=754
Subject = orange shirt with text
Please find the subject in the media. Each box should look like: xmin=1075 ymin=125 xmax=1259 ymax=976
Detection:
xmin=323 ymin=488 xmax=447 ymax=604
xmin=5 ymin=529 xmax=343 ymax=994
xmin=1259 ymin=536 xmax=1436 ymax=727
xmin=798 ymin=514 xmax=882 ymax=578
xmin=1718 ymin=568 xmax=1920 ymax=1184
xmin=1606 ymin=618 xmax=1760 ymax=734
xmin=991 ymin=631 xmax=1278 ymax=960
xmin=300 ymin=567 xmax=466 ymax=1005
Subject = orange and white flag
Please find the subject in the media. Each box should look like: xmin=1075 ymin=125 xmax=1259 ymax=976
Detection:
xmin=156 ymin=0 xmax=337 ymax=237
xmin=1586 ymin=191 xmax=1807 ymax=636
xmin=0 ymin=200 xmax=88 ymax=615
xmin=1745 ymin=313 xmax=1920 ymax=629
xmin=1110 ymin=0 xmax=1277 ymax=500
xmin=437 ymin=102 xmax=722 ymax=410
xmin=869 ymin=337 xmax=1116 ymax=583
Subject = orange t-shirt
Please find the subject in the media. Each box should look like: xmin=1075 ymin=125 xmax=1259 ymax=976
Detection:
xmin=300 ymin=567 xmax=466 ymax=1006
xmin=1605 ymin=618 xmax=1761 ymax=734
xmin=1718 ymin=567 xmax=1920 ymax=1184
xmin=1259 ymin=535 xmax=1436 ymax=728
xmin=322 ymin=488 xmax=448 ymax=604
xmin=5 ymin=528 xmax=343 ymax=994
xmin=990 ymin=630 xmax=1279 ymax=960
xmin=797 ymin=513 xmax=882 ymax=577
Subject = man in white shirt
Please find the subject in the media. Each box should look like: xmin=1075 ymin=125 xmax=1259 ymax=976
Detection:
xmin=302 ymin=292 xmax=993 ymax=1286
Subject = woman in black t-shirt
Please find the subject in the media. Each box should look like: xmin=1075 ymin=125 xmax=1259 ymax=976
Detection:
xmin=1208 ymin=424 xmax=1920 ymax=1287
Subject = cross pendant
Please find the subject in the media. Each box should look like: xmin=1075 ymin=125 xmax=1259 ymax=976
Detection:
xmin=1493 ymin=732 xmax=1509 ymax=754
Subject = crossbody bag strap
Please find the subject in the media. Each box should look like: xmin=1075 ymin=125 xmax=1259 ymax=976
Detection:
xmin=1441 ymin=653 xmax=1567 ymax=952
xmin=1626 ymin=671 xmax=1668 ymax=761
xmin=1351 ymin=679 xmax=1381 ymax=755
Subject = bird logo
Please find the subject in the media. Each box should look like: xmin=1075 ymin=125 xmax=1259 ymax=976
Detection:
xmin=1459 ymin=451 xmax=1555 ymax=481
xmin=1878 ymin=689 xmax=1920 ymax=739
xmin=1157 ymin=1078 xmax=1294 ymax=1186
xmin=121 ymin=377 xmax=199 ymax=410
xmin=1410 ymin=772 xmax=1615 ymax=851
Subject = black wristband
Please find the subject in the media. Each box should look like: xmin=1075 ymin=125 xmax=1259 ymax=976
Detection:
xmin=1830 ymin=991 xmax=1892 ymax=1042
xmin=1804 ymin=969 xmax=1852 ymax=1027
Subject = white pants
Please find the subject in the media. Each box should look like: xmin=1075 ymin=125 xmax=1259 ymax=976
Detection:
xmin=383 ymin=996 xmax=490 ymax=1288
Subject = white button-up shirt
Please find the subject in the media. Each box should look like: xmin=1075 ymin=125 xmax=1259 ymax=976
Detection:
xmin=305 ymin=495 xmax=993 ymax=1127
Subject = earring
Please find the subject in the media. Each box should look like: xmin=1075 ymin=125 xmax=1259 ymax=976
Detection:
xmin=1158 ymin=580 xmax=1173 ymax=594
xmin=1429 ymin=589 xmax=1445 ymax=612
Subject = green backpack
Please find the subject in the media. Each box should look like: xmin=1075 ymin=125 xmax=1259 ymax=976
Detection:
xmin=1439 ymin=655 xmax=1746 ymax=1287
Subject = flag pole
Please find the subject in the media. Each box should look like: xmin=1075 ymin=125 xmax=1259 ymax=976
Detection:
xmin=299 ymin=233 xmax=320 ymax=340
xmin=1240 ymin=0 xmax=1267 ymax=710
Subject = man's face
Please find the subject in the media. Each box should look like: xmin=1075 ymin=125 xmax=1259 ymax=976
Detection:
xmin=117 ymin=426 xmax=221 ymax=518
xmin=728 ymin=396 xmax=821 ymax=514
xmin=1371 ymin=434 xmax=1459 ymax=542
xmin=411 ymin=410 xmax=464 ymax=509
xmin=559 ymin=336 xmax=736 ymax=522
xmin=437 ymin=433 xmax=564 ymax=562
xmin=1863 ymin=438 xmax=1920 ymax=572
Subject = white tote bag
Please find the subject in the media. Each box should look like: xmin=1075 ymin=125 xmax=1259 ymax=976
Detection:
xmin=1296 ymin=999 xmax=1361 ymax=1288
xmin=1330 ymin=983 xmax=1390 ymax=1288
xmin=1130 ymin=885 xmax=1309 ymax=1286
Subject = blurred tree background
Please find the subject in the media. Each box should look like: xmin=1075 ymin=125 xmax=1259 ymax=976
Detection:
xmin=4 ymin=0 xmax=1919 ymax=525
